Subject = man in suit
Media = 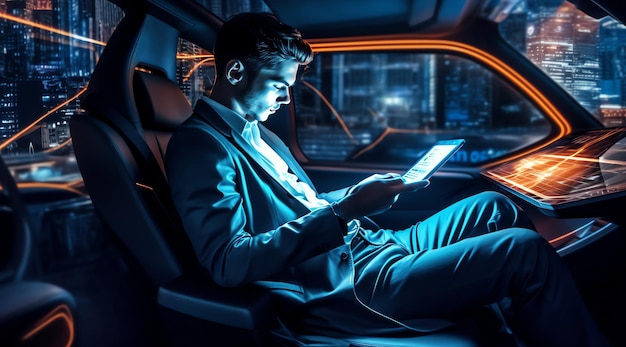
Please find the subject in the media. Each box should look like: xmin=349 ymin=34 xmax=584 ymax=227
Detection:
xmin=165 ymin=12 xmax=609 ymax=346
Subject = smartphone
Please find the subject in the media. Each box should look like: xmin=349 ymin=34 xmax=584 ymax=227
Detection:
xmin=401 ymin=139 xmax=465 ymax=183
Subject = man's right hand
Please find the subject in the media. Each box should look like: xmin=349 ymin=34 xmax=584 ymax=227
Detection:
xmin=333 ymin=173 xmax=429 ymax=220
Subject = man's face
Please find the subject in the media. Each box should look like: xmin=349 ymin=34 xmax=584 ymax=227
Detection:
xmin=235 ymin=60 xmax=300 ymax=122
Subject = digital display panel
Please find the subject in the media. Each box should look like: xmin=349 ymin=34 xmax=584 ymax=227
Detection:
xmin=482 ymin=127 xmax=626 ymax=213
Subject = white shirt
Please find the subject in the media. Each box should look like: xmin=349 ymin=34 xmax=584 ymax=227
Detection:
xmin=204 ymin=97 xmax=359 ymax=241
xmin=242 ymin=120 xmax=331 ymax=210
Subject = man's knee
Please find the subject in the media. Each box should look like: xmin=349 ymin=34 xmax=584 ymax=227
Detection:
xmin=504 ymin=228 xmax=553 ymax=265
xmin=475 ymin=191 xmax=511 ymax=206
xmin=508 ymin=227 xmax=545 ymax=245
xmin=470 ymin=191 xmax=516 ymax=216
xmin=476 ymin=191 xmax=534 ymax=230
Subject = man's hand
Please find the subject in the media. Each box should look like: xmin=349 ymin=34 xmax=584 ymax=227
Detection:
xmin=333 ymin=173 xmax=429 ymax=220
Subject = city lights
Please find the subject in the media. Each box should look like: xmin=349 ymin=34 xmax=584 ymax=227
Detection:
xmin=303 ymin=38 xmax=571 ymax=164
xmin=0 ymin=11 xmax=106 ymax=46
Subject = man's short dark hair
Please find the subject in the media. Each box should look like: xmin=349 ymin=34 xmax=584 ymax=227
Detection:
xmin=213 ymin=12 xmax=314 ymax=78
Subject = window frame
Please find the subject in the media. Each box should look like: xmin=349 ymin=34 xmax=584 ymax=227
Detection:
xmin=286 ymin=39 xmax=568 ymax=170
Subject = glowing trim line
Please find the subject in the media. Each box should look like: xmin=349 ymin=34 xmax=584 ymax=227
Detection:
xmin=182 ymin=57 xmax=215 ymax=82
xmin=548 ymin=229 xmax=578 ymax=245
xmin=177 ymin=54 xmax=214 ymax=60
xmin=353 ymin=128 xmax=434 ymax=159
xmin=12 ymin=182 xmax=86 ymax=196
xmin=135 ymin=182 xmax=154 ymax=191
xmin=309 ymin=39 xmax=571 ymax=164
xmin=43 ymin=139 xmax=73 ymax=153
xmin=0 ymin=12 xmax=106 ymax=47
xmin=21 ymin=304 xmax=74 ymax=347
xmin=301 ymin=80 xmax=357 ymax=143
xmin=0 ymin=87 xmax=87 ymax=151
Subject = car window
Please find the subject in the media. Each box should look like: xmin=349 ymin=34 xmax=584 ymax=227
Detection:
xmin=176 ymin=41 xmax=214 ymax=106
xmin=0 ymin=1 xmax=123 ymax=194
xmin=500 ymin=0 xmax=626 ymax=127
xmin=291 ymin=52 xmax=551 ymax=167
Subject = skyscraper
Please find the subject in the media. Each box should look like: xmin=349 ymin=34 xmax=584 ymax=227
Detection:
xmin=525 ymin=0 xmax=600 ymax=116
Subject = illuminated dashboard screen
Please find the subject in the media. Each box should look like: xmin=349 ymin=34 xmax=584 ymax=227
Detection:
xmin=482 ymin=127 xmax=626 ymax=213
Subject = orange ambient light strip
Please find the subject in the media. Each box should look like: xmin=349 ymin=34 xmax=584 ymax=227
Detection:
xmin=20 ymin=304 xmax=74 ymax=347
xmin=182 ymin=56 xmax=215 ymax=82
xmin=301 ymin=80 xmax=357 ymax=143
xmin=43 ymin=139 xmax=74 ymax=154
xmin=0 ymin=87 xmax=87 ymax=151
xmin=0 ymin=12 xmax=106 ymax=47
xmin=308 ymin=39 xmax=571 ymax=164
xmin=12 ymin=182 xmax=86 ymax=196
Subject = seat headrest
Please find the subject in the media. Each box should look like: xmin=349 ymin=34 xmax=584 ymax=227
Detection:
xmin=133 ymin=71 xmax=192 ymax=131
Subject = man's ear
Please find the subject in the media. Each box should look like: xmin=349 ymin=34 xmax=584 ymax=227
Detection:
xmin=226 ymin=59 xmax=245 ymax=85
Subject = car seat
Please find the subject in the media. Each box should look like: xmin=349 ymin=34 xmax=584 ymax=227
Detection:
xmin=70 ymin=4 xmax=276 ymax=345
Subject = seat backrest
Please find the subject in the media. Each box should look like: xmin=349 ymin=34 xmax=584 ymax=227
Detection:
xmin=133 ymin=69 xmax=193 ymax=174
xmin=73 ymin=46 xmax=276 ymax=347
xmin=70 ymin=9 xmax=278 ymax=346
xmin=70 ymin=9 xmax=199 ymax=286
xmin=71 ymin=70 xmax=197 ymax=286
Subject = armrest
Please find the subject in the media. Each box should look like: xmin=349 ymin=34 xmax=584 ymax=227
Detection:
xmin=156 ymin=276 xmax=274 ymax=330
xmin=0 ymin=281 xmax=76 ymax=345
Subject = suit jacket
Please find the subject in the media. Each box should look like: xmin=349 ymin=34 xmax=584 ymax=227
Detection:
xmin=164 ymin=98 xmax=450 ymax=339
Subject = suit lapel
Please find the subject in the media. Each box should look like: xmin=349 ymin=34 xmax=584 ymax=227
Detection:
xmin=258 ymin=124 xmax=317 ymax=191
xmin=193 ymin=98 xmax=317 ymax=198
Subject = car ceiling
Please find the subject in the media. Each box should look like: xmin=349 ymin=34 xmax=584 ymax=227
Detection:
xmin=112 ymin=0 xmax=623 ymax=50
xmin=264 ymin=0 xmax=492 ymax=38
xmin=266 ymin=0 xmax=625 ymax=38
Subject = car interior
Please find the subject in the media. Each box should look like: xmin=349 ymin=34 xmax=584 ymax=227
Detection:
xmin=69 ymin=1 xmax=511 ymax=345
xmin=1 ymin=0 xmax=625 ymax=346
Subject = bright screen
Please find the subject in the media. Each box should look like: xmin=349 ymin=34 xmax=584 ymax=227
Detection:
xmin=403 ymin=142 xmax=462 ymax=183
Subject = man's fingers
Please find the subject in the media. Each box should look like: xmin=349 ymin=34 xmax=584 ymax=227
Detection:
xmin=404 ymin=179 xmax=430 ymax=191
xmin=376 ymin=172 xmax=402 ymax=181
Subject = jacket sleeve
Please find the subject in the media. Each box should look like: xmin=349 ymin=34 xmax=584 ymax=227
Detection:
xmin=165 ymin=123 xmax=346 ymax=287
xmin=318 ymin=187 xmax=350 ymax=203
